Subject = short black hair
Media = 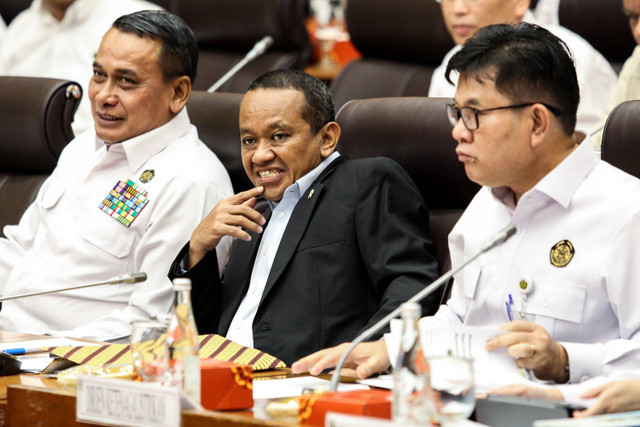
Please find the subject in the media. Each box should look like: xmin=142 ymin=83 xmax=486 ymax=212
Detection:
xmin=247 ymin=69 xmax=335 ymax=134
xmin=113 ymin=10 xmax=198 ymax=84
xmin=445 ymin=23 xmax=579 ymax=135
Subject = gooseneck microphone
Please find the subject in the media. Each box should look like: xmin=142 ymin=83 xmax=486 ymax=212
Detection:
xmin=0 ymin=272 xmax=147 ymax=302
xmin=207 ymin=35 xmax=275 ymax=93
xmin=329 ymin=224 xmax=518 ymax=391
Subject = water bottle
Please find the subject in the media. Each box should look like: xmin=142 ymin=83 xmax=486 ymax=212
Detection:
xmin=393 ymin=302 xmax=436 ymax=425
xmin=166 ymin=278 xmax=201 ymax=404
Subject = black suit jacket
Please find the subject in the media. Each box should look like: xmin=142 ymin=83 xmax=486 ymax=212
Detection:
xmin=170 ymin=156 xmax=439 ymax=365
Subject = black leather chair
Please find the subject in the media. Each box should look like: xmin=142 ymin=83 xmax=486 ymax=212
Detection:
xmin=173 ymin=0 xmax=311 ymax=93
xmin=336 ymin=97 xmax=480 ymax=293
xmin=0 ymin=0 xmax=31 ymax=25
xmin=186 ymin=91 xmax=251 ymax=193
xmin=558 ymin=0 xmax=635 ymax=73
xmin=0 ymin=77 xmax=81 ymax=235
xmin=330 ymin=0 xmax=453 ymax=111
xmin=601 ymin=100 xmax=640 ymax=178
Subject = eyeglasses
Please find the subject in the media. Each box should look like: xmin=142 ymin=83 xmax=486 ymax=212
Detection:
xmin=445 ymin=102 xmax=562 ymax=131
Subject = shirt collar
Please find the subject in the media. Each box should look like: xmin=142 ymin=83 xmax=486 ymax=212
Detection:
xmin=35 ymin=0 xmax=92 ymax=26
xmin=491 ymin=138 xmax=599 ymax=209
xmin=93 ymin=108 xmax=191 ymax=171
xmin=267 ymin=151 xmax=340 ymax=210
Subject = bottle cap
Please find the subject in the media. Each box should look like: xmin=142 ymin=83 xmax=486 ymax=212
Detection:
xmin=172 ymin=277 xmax=192 ymax=291
xmin=400 ymin=302 xmax=421 ymax=319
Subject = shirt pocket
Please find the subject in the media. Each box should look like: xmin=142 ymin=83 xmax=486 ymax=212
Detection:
xmin=58 ymin=213 xmax=136 ymax=298
xmin=38 ymin=179 xmax=66 ymax=210
xmin=524 ymin=278 xmax=586 ymax=336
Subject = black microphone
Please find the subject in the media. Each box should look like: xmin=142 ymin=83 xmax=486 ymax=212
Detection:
xmin=207 ymin=35 xmax=275 ymax=93
xmin=328 ymin=224 xmax=518 ymax=391
xmin=0 ymin=272 xmax=147 ymax=302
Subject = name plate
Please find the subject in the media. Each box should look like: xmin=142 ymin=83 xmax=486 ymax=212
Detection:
xmin=76 ymin=375 xmax=181 ymax=427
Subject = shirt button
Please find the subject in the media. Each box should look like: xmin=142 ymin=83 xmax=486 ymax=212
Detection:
xmin=278 ymin=211 xmax=284 ymax=218
xmin=493 ymin=282 xmax=502 ymax=289
xmin=542 ymin=299 xmax=550 ymax=308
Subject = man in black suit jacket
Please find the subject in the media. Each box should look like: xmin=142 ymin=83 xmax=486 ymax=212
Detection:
xmin=169 ymin=69 xmax=439 ymax=365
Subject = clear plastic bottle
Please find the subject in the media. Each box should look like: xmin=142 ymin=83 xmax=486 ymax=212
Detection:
xmin=393 ymin=302 xmax=436 ymax=425
xmin=166 ymin=278 xmax=201 ymax=404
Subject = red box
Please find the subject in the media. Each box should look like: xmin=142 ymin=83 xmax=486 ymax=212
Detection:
xmin=200 ymin=360 xmax=254 ymax=411
xmin=298 ymin=389 xmax=392 ymax=425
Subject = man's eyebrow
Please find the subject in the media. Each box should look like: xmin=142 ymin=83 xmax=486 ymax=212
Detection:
xmin=453 ymin=97 xmax=481 ymax=107
xmin=240 ymin=121 xmax=290 ymax=134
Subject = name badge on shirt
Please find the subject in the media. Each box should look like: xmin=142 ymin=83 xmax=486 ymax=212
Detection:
xmin=98 ymin=179 xmax=149 ymax=227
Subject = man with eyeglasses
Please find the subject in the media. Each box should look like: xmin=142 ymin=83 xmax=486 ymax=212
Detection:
xmin=428 ymin=0 xmax=616 ymax=135
xmin=293 ymin=23 xmax=640 ymax=389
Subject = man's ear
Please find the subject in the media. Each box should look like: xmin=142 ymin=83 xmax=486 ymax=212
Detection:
xmin=514 ymin=0 xmax=530 ymax=22
xmin=530 ymin=103 xmax=551 ymax=148
xmin=319 ymin=122 xmax=341 ymax=158
xmin=169 ymin=76 xmax=192 ymax=114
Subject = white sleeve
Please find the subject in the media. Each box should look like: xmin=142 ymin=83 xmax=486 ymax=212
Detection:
xmin=562 ymin=212 xmax=640 ymax=383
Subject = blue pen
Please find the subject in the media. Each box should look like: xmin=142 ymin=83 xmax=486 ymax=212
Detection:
xmin=2 ymin=347 xmax=47 ymax=356
xmin=506 ymin=293 xmax=514 ymax=321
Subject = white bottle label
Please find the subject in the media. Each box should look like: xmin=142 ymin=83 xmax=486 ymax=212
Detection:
xmin=183 ymin=355 xmax=201 ymax=405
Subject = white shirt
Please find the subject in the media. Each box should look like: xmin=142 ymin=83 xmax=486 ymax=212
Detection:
xmin=532 ymin=0 xmax=560 ymax=26
xmin=0 ymin=14 xmax=6 ymax=46
xmin=225 ymin=152 xmax=340 ymax=348
xmin=428 ymin=11 xmax=617 ymax=135
xmin=0 ymin=108 xmax=234 ymax=341
xmin=429 ymin=139 xmax=640 ymax=384
xmin=0 ymin=0 xmax=162 ymax=136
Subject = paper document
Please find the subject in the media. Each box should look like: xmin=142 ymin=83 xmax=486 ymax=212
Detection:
xmin=418 ymin=321 xmax=535 ymax=392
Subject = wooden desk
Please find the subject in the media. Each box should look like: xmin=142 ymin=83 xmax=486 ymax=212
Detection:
xmin=6 ymin=385 xmax=298 ymax=427
xmin=0 ymin=331 xmax=313 ymax=426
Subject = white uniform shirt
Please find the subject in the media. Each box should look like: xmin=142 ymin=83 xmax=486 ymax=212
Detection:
xmin=0 ymin=108 xmax=233 ymax=341
xmin=0 ymin=0 xmax=162 ymax=136
xmin=428 ymin=11 xmax=617 ymax=135
xmin=225 ymin=152 xmax=340 ymax=348
xmin=0 ymin=14 xmax=6 ymax=46
xmin=430 ymin=139 xmax=640 ymax=384
xmin=532 ymin=0 xmax=560 ymax=26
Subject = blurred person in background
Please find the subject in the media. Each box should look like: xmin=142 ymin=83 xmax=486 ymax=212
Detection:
xmin=428 ymin=0 xmax=617 ymax=135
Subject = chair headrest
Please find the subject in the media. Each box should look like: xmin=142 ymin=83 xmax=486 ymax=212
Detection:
xmin=601 ymin=100 xmax=640 ymax=179
xmin=175 ymin=0 xmax=310 ymax=52
xmin=346 ymin=0 xmax=453 ymax=63
xmin=0 ymin=77 xmax=81 ymax=173
xmin=186 ymin=91 xmax=252 ymax=193
xmin=336 ymin=97 xmax=479 ymax=209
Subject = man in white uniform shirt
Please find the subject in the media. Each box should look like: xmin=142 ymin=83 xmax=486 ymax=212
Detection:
xmin=0 ymin=0 xmax=162 ymax=135
xmin=292 ymin=23 xmax=640 ymax=387
xmin=428 ymin=0 xmax=616 ymax=135
xmin=0 ymin=11 xmax=233 ymax=341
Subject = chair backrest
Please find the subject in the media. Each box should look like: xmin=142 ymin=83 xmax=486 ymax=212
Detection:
xmin=558 ymin=0 xmax=635 ymax=73
xmin=330 ymin=0 xmax=453 ymax=111
xmin=601 ymin=100 xmax=640 ymax=178
xmin=186 ymin=91 xmax=252 ymax=193
xmin=0 ymin=0 xmax=31 ymax=25
xmin=0 ymin=77 xmax=81 ymax=235
xmin=336 ymin=97 xmax=480 ymax=278
xmin=173 ymin=0 xmax=311 ymax=93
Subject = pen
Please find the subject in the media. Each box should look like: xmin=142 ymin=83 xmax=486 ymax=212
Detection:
xmin=506 ymin=294 xmax=514 ymax=321
xmin=2 ymin=347 xmax=49 ymax=356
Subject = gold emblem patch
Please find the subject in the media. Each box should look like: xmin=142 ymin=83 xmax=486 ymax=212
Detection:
xmin=139 ymin=169 xmax=155 ymax=183
xmin=550 ymin=240 xmax=574 ymax=268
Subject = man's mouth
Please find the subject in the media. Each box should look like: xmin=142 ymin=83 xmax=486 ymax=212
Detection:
xmin=258 ymin=169 xmax=281 ymax=179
